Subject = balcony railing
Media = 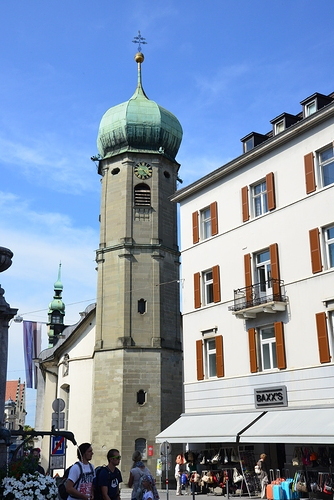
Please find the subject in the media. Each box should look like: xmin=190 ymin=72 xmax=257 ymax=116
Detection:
xmin=228 ymin=279 xmax=287 ymax=313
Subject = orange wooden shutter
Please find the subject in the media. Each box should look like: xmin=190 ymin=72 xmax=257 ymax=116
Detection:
xmin=304 ymin=152 xmax=316 ymax=194
xmin=210 ymin=202 xmax=218 ymax=236
xmin=309 ymin=228 xmax=322 ymax=274
xmin=266 ymin=172 xmax=276 ymax=211
xmin=248 ymin=328 xmax=257 ymax=373
xmin=212 ymin=265 xmax=221 ymax=303
xmin=194 ymin=272 xmax=201 ymax=309
xmin=269 ymin=243 xmax=281 ymax=299
xmin=215 ymin=335 xmax=224 ymax=378
xmin=192 ymin=211 xmax=199 ymax=244
xmin=241 ymin=186 xmax=249 ymax=222
xmin=196 ymin=339 xmax=204 ymax=380
xmin=316 ymin=312 xmax=331 ymax=363
xmin=274 ymin=322 xmax=286 ymax=369
xmin=244 ymin=253 xmax=252 ymax=304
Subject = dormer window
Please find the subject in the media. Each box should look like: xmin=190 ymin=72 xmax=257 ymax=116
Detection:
xmin=305 ymin=100 xmax=316 ymax=116
xmin=275 ymin=120 xmax=285 ymax=134
xmin=241 ymin=132 xmax=268 ymax=153
xmin=301 ymin=93 xmax=334 ymax=118
xmin=244 ymin=137 xmax=254 ymax=153
xmin=270 ymin=113 xmax=300 ymax=136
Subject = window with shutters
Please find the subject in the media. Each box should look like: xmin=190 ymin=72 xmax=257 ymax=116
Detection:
xmin=192 ymin=202 xmax=218 ymax=244
xmin=315 ymin=312 xmax=331 ymax=364
xmin=255 ymin=249 xmax=272 ymax=298
xmin=203 ymin=270 xmax=214 ymax=305
xmin=309 ymin=224 xmax=334 ymax=273
xmin=196 ymin=334 xmax=224 ymax=380
xmin=201 ymin=207 xmax=212 ymax=239
xmin=259 ymin=325 xmax=277 ymax=370
xmin=194 ymin=266 xmax=221 ymax=309
xmin=324 ymin=225 xmax=334 ymax=269
xmin=248 ymin=322 xmax=286 ymax=373
xmin=252 ymin=180 xmax=268 ymax=217
xmin=205 ymin=338 xmax=217 ymax=378
xmin=318 ymin=145 xmax=334 ymax=187
xmin=242 ymin=172 xmax=276 ymax=221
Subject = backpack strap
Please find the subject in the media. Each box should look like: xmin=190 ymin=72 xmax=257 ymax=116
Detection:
xmin=73 ymin=461 xmax=84 ymax=489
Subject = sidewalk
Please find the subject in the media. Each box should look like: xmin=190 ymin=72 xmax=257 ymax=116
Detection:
xmin=120 ymin=488 xmax=261 ymax=500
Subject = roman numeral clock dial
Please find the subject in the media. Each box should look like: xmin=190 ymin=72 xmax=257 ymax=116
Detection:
xmin=134 ymin=162 xmax=152 ymax=179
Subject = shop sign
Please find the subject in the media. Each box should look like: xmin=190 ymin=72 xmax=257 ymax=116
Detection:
xmin=254 ymin=385 xmax=288 ymax=409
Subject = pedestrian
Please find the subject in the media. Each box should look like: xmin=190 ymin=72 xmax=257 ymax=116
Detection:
xmin=140 ymin=474 xmax=155 ymax=500
xmin=175 ymin=454 xmax=185 ymax=496
xmin=96 ymin=448 xmax=123 ymax=500
xmin=66 ymin=442 xmax=95 ymax=500
xmin=256 ymin=453 xmax=268 ymax=499
xmin=128 ymin=458 xmax=150 ymax=499
xmin=29 ymin=448 xmax=45 ymax=475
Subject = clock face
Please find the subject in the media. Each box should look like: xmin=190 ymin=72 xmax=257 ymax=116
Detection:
xmin=134 ymin=162 xmax=152 ymax=180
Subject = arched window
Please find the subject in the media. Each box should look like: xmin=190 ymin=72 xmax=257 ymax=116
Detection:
xmin=134 ymin=184 xmax=151 ymax=206
xmin=135 ymin=437 xmax=147 ymax=460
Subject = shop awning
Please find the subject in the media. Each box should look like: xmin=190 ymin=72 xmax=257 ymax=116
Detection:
xmin=239 ymin=407 xmax=334 ymax=444
xmin=156 ymin=407 xmax=334 ymax=444
xmin=155 ymin=411 xmax=265 ymax=443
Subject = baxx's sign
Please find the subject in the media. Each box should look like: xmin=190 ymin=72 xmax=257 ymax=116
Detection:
xmin=254 ymin=386 xmax=288 ymax=409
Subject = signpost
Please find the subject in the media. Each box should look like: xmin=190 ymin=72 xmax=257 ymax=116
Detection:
xmin=50 ymin=398 xmax=66 ymax=472
xmin=160 ymin=441 xmax=172 ymax=500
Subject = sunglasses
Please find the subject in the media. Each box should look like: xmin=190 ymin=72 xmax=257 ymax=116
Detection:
xmin=111 ymin=455 xmax=121 ymax=460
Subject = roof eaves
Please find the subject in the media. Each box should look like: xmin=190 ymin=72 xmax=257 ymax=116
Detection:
xmin=171 ymin=101 xmax=334 ymax=203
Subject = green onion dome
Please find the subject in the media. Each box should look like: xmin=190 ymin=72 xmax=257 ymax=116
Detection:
xmin=97 ymin=52 xmax=183 ymax=162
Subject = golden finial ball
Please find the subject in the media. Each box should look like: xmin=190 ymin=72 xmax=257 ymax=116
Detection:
xmin=135 ymin=52 xmax=144 ymax=63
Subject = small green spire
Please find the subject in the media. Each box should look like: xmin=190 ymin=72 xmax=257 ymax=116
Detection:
xmin=47 ymin=262 xmax=66 ymax=347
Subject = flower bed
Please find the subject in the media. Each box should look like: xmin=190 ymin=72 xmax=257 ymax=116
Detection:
xmin=1 ymin=472 xmax=58 ymax=499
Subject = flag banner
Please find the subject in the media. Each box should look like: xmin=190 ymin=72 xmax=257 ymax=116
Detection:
xmin=23 ymin=321 xmax=42 ymax=389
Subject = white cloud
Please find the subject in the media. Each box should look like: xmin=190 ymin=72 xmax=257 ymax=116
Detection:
xmin=0 ymin=135 xmax=98 ymax=195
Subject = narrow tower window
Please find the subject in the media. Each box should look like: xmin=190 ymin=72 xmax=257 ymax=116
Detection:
xmin=138 ymin=298 xmax=147 ymax=314
xmin=137 ymin=390 xmax=147 ymax=406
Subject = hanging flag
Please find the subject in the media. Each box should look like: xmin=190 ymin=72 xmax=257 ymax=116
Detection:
xmin=23 ymin=321 xmax=42 ymax=389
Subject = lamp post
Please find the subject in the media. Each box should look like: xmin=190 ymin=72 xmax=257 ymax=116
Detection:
xmin=0 ymin=247 xmax=18 ymax=468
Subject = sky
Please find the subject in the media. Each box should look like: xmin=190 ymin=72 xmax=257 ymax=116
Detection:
xmin=1 ymin=0 xmax=334 ymax=426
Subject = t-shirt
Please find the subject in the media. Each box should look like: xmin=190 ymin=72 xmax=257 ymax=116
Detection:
xmin=98 ymin=466 xmax=123 ymax=500
xmin=143 ymin=490 xmax=154 ymax=500
xmin=67 ymin=462 xmax=95 ymax=500
xmin=130 ymin=466 xmax=151 ymax=500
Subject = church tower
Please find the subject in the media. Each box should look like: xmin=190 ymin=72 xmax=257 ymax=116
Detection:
xmin=47 ymin=263 xmax=66 ymax=347
xmin=91 ymin=44 xmax=183 ymax=472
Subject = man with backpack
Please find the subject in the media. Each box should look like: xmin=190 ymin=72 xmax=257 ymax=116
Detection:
xmin=65 ymin=442 xmax=95 ymax=500
xmin=95 ymin=449 xmax=123 ymax=500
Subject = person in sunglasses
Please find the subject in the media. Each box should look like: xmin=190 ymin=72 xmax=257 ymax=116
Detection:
xmin=97 ymin=449 xmax=123 ymax=500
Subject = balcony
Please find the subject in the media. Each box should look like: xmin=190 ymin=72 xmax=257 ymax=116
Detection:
xmin=228 ymin=279 xmax=288 ymax=319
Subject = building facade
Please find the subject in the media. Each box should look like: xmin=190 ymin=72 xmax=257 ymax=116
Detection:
xmin=4 ymin=380 xmax=26 ymax=430
xmin=157 ymin=91 xmax=334 ymax=471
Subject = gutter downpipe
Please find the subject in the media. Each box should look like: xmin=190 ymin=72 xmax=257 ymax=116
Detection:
xmin=236 ymin=411 xmax=268 ymax=498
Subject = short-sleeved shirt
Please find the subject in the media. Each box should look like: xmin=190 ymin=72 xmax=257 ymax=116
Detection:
xmin=67 ymin=462 xmax=95 ymax=500
xmin=143 ymin=491 xmax=154 ymax=500
xmin=98 ymin=466 xmax=123 ymax=500
xmin=130 ymin=466 xmax=151 ymax=499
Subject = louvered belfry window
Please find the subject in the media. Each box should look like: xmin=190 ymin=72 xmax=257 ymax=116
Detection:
xmin=134 ymin=183 xmax=151 ymax=206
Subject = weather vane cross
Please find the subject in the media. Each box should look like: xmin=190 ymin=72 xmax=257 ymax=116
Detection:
xmin=132 ymin=30 xmax=147 ymax=52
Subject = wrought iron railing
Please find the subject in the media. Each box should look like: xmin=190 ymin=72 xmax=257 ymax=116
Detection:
xmin=228 ymin=279 xmax=287 ymax=312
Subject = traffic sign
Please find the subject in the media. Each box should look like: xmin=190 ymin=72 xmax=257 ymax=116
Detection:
xmin=51 ymin=436 xmax=65 ymax=455
xmin=160 ymin=441 xmax=172 ymax=456
xmin=52 ymin=398 xmax=65 ymax=412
